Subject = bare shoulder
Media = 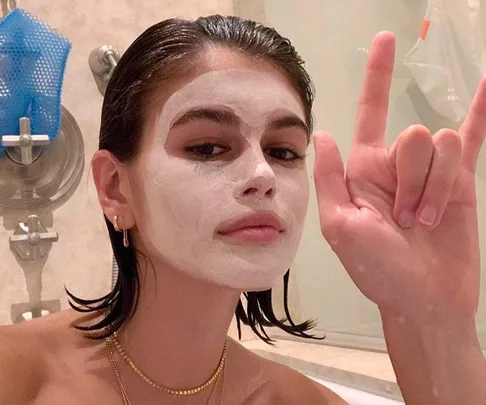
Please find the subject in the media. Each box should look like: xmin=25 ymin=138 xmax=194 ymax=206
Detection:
xmin=0 ymin=321 xmax=48 ymax=404
xmin=0 ymin=310 xmax=86 ymax=405
xmin=233 ymin=341 xmax=348 ymax=405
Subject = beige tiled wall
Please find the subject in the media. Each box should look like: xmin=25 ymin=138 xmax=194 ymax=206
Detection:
xmin=0 ymin=0 xmax=237 ymax=326
xmin=234 ymin=0 xmax=266 ymax=23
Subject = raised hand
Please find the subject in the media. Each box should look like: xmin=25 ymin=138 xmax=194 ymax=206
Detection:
xmin=313 ymin=32 xmax=486 ymax=323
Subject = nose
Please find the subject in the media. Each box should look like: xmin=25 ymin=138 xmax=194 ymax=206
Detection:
xmin=234 ymin=158 xmax=276 ymax=200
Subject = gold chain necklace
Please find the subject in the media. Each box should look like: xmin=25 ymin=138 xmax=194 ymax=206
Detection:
xmin=110 ymin=332 xmax=227 ymax=395
xmin=106 ymin=337 xmax=132 ymax=405
xmin=205 ymin=359 xmax=226 ymax=405
xmin=105 ymin=335 xmax=227 ymax=404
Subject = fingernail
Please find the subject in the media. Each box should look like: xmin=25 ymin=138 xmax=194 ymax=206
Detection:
xmin=398 ymin=210 xmax=415 ymax=228
xmin=419 ymin=206 xmax=436 ymax=226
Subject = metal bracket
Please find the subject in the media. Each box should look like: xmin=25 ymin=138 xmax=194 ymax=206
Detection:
xmin=9 ymin=215 xmax=59 ymax=261
xmin=1 ymin=117 xmax=50 ymax=165
xmin=89 ymin=45 xmax=120 ymax=85
xmin=10 ymin=299 xmax=61 ymax=324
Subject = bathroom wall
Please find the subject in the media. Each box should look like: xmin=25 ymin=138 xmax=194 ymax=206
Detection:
xmin=3 ymin=0 xmax=485 ymax=350
xmin=258 ymin=0 xmax=486 ymax=346
xmin=0 ymin=0 xmax=239 ymax=330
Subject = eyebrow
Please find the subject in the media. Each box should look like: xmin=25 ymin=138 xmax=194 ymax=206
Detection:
xmin=171 ymin=108 xmax=241 ymax=128
xmin=170 ymin=107 xmax=309 ymax=141
xmin=267 ymin=115 xmax=309 ymax=137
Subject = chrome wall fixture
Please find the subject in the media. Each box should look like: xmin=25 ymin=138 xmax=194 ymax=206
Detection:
xmin=7 ymin=214 xmax=60 ymax=324
xmin=89 ymin=45 xmax=120 ymax=95
xmin=9 ymin=214 xmax=59 ymax=261
xmin=0 ymin=2 xmax=86 ymax=324
xmin=0 ymin=107 xmax=85 ymax=210
xmin=1 ymin=117 xmax=50 ymax=165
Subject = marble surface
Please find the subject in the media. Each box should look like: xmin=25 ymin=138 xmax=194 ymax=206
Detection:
xmin=242 ymin=339 xmax=403 ymax=402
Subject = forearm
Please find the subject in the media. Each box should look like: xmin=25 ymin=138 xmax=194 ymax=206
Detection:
xmin=380 ymin=309 xmax=486 ymax=405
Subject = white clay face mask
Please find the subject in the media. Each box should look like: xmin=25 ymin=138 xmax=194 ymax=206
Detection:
xmin=137 ymin=70 xmax=310 ymax=291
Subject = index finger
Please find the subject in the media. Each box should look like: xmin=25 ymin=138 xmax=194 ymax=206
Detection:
xmin=459 ymin=76 xmax=486 ymax=173
xmin=354 ymin=32 xmax=396 ymax=147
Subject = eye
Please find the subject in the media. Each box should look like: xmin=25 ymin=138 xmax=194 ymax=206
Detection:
xmin=186 ymin=143 xmax=228 ymax=159
xmin=266 ymin=147 xmax=306 ymax=162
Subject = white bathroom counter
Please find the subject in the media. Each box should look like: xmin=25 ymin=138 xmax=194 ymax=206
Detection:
xmin=241 ymin=339 xmax=402 ymax=401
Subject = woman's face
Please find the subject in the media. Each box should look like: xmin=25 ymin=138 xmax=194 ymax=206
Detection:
xmin=127 ymin=49 xmax=310 ymax=291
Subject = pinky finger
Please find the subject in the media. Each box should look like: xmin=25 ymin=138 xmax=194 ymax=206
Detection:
xmin=416 ymin=129 xmax=462 ymax=228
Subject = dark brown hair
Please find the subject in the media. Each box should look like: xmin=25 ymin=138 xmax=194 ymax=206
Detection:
xmin=67 ymin=15 xmax=321 ymax=344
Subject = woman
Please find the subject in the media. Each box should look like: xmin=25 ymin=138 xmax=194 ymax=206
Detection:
xmin=1 ymin=15 xmax=485 ymax=405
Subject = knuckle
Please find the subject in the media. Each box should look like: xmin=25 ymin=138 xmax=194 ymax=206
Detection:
xmin=408 ymin=124 xmax=432 ymax=137
xmin=403 ymin=182 xmax=425 ymax=199
xmin=405 ymin=182 xmax=426 ymax=197
xmin=428 ymin=177 xmax=453 ymax=195
xmin=434 ymin=129 xmax=461 ymax=149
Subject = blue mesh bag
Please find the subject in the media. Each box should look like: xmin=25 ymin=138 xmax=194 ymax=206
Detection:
xmin=0 ymin=8 xmax=71 ymax=152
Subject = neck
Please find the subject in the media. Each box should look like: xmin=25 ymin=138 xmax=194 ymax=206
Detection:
xmin=115 ymin=258 xmax=241 ymax=391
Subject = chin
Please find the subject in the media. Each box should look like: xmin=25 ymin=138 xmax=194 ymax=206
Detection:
xmin=211 ymin=271 xmax=286 ymax=292
xmin=242 ymin=284 xmax=278 ymax=292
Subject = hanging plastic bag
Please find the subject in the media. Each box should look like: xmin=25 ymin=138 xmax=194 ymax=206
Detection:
xmin=404 ymin=0 xmax=485 ymax=122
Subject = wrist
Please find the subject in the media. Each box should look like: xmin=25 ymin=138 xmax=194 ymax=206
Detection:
xmin=379 ymin=306 xmax=482 ymax=356
xmin=380 ymin=307 xmax=486 ymax=405
xmin=379 ymin=303 xmax=477 ymax=330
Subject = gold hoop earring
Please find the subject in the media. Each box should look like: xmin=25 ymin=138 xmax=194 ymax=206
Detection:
xmin=123 ymin=228 xmax=129 ymax=248
xmin=119 ymin=217 xmax=130 ymax=248
xmin=114 ymin=215 xmax=129 ymax=248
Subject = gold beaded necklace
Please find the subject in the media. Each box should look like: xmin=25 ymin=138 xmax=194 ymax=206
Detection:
xmin=105 ymin=334 xmax=227 ymax=404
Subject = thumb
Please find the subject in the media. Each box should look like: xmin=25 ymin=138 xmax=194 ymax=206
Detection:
xmin=312 ymin=131 xmax=350 ymax=235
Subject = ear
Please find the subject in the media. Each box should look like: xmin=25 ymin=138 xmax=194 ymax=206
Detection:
xmin=91 ymin=150 xmax=136 ymax=230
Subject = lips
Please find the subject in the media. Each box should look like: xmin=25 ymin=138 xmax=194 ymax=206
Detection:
xmin=217 ymin=211 xmax=286 ymax=234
